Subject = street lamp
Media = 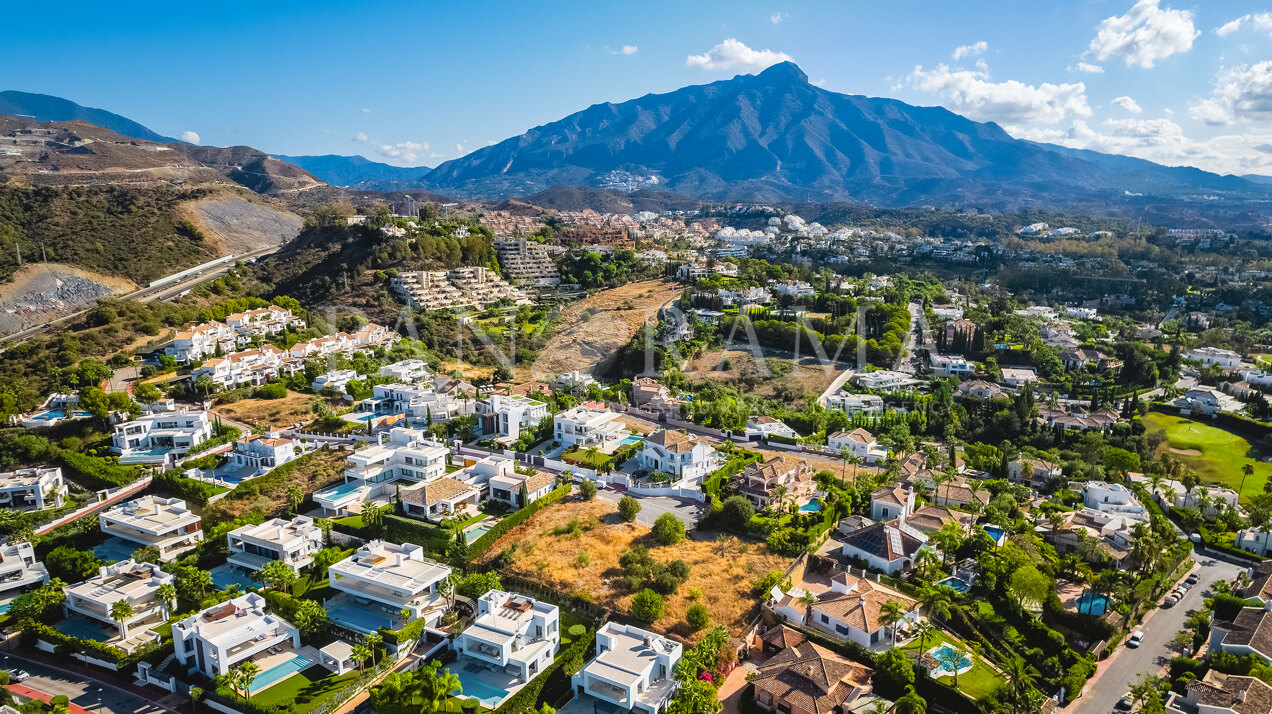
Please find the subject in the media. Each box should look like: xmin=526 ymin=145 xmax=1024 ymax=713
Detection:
xmin=96 ymin=688 xmax=101 ymax=714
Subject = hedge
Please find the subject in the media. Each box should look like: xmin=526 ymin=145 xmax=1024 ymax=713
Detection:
xmin=331 ymin=513 xmax=451 ymax=557
xmin=59 ymin=450 xmax=142 ymax=490
xmin=151 ymin=469 xmax=225 ymax=506
xmin=469 ymin=484 xmax=571 ymax=563
xmin=23 ymin=621 xmax=167 ymax=670
xmin=186 ymin=424 xmax=242 ymax=456
xmin=492 ymin=626 xmax=594 ymax=714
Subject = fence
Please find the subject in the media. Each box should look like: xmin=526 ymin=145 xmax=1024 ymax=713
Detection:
xmin=33 ymin=476 xmax=152 ymax=536
xmin=626 ymin=484 xmax=705 ymax=501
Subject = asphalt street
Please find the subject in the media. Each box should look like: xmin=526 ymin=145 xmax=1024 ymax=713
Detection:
xmin=0 ymin=649 xmax=172 ymax=714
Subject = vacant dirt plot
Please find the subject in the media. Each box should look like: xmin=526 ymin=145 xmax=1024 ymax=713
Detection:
xmin=530 ymin=280 xmax=682 ymax=380
xmin=486 ymin=498 xmax=791 ymax=636
xmin=687 ymin=347 xmax=843 ymax=400
xmin=182 ymin=194 xmax=302 ymax=254
xmin=212 ymin=390 xmax=327 ymax=429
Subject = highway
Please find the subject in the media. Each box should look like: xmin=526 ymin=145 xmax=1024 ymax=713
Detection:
xmin=0 ymin=245 xmax=280 ymax=350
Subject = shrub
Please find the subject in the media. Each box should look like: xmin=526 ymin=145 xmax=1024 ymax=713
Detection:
xmin=254 ymin=382 xmax=288 ymax=400
xmin=579 ymin=479 xmax=598 ymax=500
xmin=567 ymin=624 xmax=586 ymax=638
xmin=618 ymin=495 xmax=641 ymax=522
xmin=651 ymin=513 xmax=686 ymax=545
xmin=631 ymin=589 xmax=665 ymax=623
xmin=721 ymin=495 xmax=755 ymax=529
xmin=751 ymin=570 xmax=790 ymax=596
xmin=686 ymin=603 xmax=710 ymax=631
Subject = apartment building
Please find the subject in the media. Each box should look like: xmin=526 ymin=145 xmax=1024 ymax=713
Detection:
xmin=391 ymin=267 xmax=531 ymax=311
xmin=224 ymin=306 xmax=305 ymax=336
xmin=554 ymin=403 xmax=625 ymax=448
xmin=192 ymin=345 xmax=296 ymax=390
xmin=311 ymin=369 xmax=364 ymax=395
xmin=63 ymin=560 xmax=174 ymax=651
xmin=327 ymin=541 xmax=453 ymax=630
xmin=315 ymin=428 xmax=448 ymax=515
xmin=457 ymin=590 xmax=560 ymax=682
xmin=476 ymin=395 xmax=549 ymax=441
xmin=0 ymin=542 xmax=48 ymax=601
xmin=99 ymin=496 xmax=204 ymax=561
xmin=110 ymin=410 xmax=213 ymax=466
xmin=227 ymin=516 xmax=324 ymax=575
xmin=571 ymin=623 xmax=683 ymax=714
xmin=166 ymin=321 xmax=238 ymax=363
xmin=495 ymin=238 xmax=562 ymax=286
xmin=173 ymin=592 xmax=301 ymax=678
xmin=0 ymin=467 xmax=67 ymax=511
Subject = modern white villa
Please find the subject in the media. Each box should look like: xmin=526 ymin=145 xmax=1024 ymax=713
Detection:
xmin=476 ymin=395 xmax=548 ymax=441
xmin=327 ymin=541 xmax=453 ymax=633
xmin=110 ymin=410 xmax=213 ymax=466
xmin=0 ymin=542 xmax=48 ymax=603
xmin=571 ymin=622 xmax=683 ymax=714
xmin=311 ymin=370 xmax=364 ymax=396
xmin=173 ymin=592 xmax=302 ymax=680
xmin=455 ymin=590 xmax=560 ymax=697
xmin=98 ymin=496 xmax=204 ymax=561
xmin=553 ymin=403 xmax=625 ymax=449
xmin=379 ymin=359 xmax=434 ymax=383
xmin=488 ymin=470 xmax=557 ymax=510
xmin=63 ymin=560 xmax=174 ymax=652
xmin=227 ymin=516 xmax=324 ymax=575
xmin=228 ymin=434 xmax=306 ymax=476
xmin=315 ymin=428 xmax=448 ymax=516
xmin=0 ymin=467 xmax=67 ymax=511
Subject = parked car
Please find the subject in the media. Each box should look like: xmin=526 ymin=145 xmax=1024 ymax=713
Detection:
xmin=1117 ymin=694 xmax=1134 ymax=710
xmin=1164 ymin=595 xmax=1179 ymax=607
xmin=7 ymin=669 xmax=29 ymax=683
xmin=1186 ymin=573 xmax=1200 ymax=584
xmin=1128 ymin=631 xmax=1145 ymax=648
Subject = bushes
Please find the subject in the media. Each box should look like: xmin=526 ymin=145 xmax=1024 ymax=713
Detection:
xmin=579 ymin=479 xmax=598 ymax=500
xmin=59 ymin=450 xmax=141 ymax=489
xmin=631 ymin=589 xmax=665 ymax=623
xmin=469 ymin=485 xmax=571 ymax=563
xmin=686 ymin=603 xmax=709 ymax=630
xmin=254 ymin=382 xmax=288 ymax=400
xmin=151 ymin=469 xmax=223 ymax=506
xmin=651 ymin=513 xmax=685 ymax=545
xmin=24 ymin=621 xmax=164 ymax=670
xmin=618 ymin=495 xmax=641 ymax=522
xmin=186 ymin=424 xmax=242 ymax=456
xmin=619 ymin=546 xmax=690 ymax=594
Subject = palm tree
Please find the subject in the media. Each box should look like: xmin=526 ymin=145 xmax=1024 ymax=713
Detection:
xmin=912 ymin=620 xmax=937 ymax=655
xmin=109 ymin=600 xmax=134 ymax=640
xmin=921 ymin=589 xmax=952 ymax=626
xmin=895 ymin=686 xmax=927 ymax=714
xmin=772 ymin=484 xmax=789 ymax=513
xmin=798 ymin=590 xmax=818 ymax=620
xmin=879 ymin=599 xmax=906 ymax=647
xmin=1002 ymin=656 xmax=1038 ymax=714
xmin=430 ymin=667 xmax=464 ymax=711
xmin=189 ymin=686 xmax=203 ymax=714
xmin=232 ymin=661 xmax=261 ymax=700
xmin=351 ymin=643 xmax=372 ymax=675
xmin=155 ymin=583 xmax=176 ymax=619
xmin=914 ymin=548 xmax=940 ymax=581
xmin=1241 ymin=464 xmax=1255 ymax=500
xmin=363 ymin=632 xmax=383 ymax=666
xmin=839 ymin=447 xmax=854 ymax=485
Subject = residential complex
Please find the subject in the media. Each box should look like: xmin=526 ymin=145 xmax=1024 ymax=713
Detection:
xmin=98 ymin=496 xmax=204 ymax=561
xmin=495 ymin=238 xmax=562 ymax=286
xmin=166 ymin=307 xmax=305 ymax=363
xmin=391 ymin=267 xmax=531 ymax=310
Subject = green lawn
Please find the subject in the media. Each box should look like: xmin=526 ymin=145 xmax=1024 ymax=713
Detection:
xmin=561 ymin=447 xmax=613 ymax=469
xmin=898 ymin=629 xmax=1003 ymax=700
xmin=253 ymin=664 xmax=361 ymax=714
xmin=1143 ymin=412 xmax=1271 ymax=504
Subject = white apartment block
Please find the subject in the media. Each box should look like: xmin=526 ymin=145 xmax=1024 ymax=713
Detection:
xmin=1185 ymin=347 xmax=1242 ymax=368
xmin=457 ymin=590 xmax=560 ymax=682
xmin=311 ymin=369 xmax=364 ymax=395
xmin=315 ymin=428 xmax=448 ymax=515
xmin=173 ymin=592 xmax=301 ymax=678
xmin=391 ymin=267 xmax=531 ymax=311
xmin=824 ymin=390 xmax=885 ymax=416
xmin=496 ymin=238 xmax=562 ymax=286
xmin=0 ymin=542 xmax=48 ymax=601
xmin=227 ymin=516 xmax=324 ymax=574
xmin=571 ymin=623 xmax=683 ymax=714
xmin=99 ymin=496 xmax=204 ymax=561
xmin=361 ymin=381 xmax=473 ymax=425
xmin=328 ymin=541 xmax=452 ymax=628
xmin=166 ymin=321 xmax=238 ymax=363
xmin=379 ymin=359 xmax=434 ymax=383
xmin=554 ymin=403 xmax=625 ymax=448
xmin=224 ymin=306 xmax=305 ymax=336
xmin=476 ymin=395 xmax=549 ymax=441
xmin=0 ymin=467 xmax=67 ymax=511
xmin=110 ymin=410 xmax=213 ymax=466
xmin=63 ymin=560 xmax=174 ymax=650
xmin=192 ymin=345 xmax=296 ymax=390
xmin=229 ymin=434 xmax=306 ymax=475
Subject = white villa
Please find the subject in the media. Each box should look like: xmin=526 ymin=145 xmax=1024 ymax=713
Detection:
xmin=554 ymin=403 xmax=625 ymax=449
xmin=489 ymin=470 xmax=557 ymax=510
xmin=1082 ymin=481 xmax=1149 ymax=521
xmin=311 ymin=370 xmax=364 ymax=396
xmin=476 ymin=395 xmax=549 ymax=441
xmin=636 ymin=430 xmax=720 ymax=482
xmin=63 ymin=560 xmax=174 ymax=652
xmin=1185 ymin=347 xmax=1242 ymax=368
xmin=228 ymin=434 xmax=306 ymax=476
xmin=0 ymin=467 xmax=67 ymax=511
xmin=0 ymin=542 xmax=48 ymax=602
xmin=98 ymin=496 xmax=204 ymax=561
xmin=357 ymin=381 xmax=475 ymax=426
xmin=315 ymin=428 xmax=448 ymax=516
xmin=173 ymin=592 xmax=301 ymax=678
xmin=824 ymin=391 xmax=885 ymax=416
xmin=110 ymin=410 xmax=213 ymax=466
xmin=571 ymin=622 xmax=683 ymax=714
xmin=456 ymin=590 xmax=560 ymax=685
xmin=774 ymin=572 xmax=920 ymax=650
xmin=327 ymin=541 xmax=452 ymax=631
xmin=827 ymin=428 xmax=888 ymax=464
xmin=928 ymin=354 xmax=974 ymax=378
xmin=744 ymin=416 xmax=799 ymax=442
xmin=227 ymin=516 xmax=324 ymax=575
xmin=379 ymin=359 xmax=434 ymax=384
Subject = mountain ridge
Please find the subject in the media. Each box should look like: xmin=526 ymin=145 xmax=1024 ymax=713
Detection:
xmin=275 ymin=154 xmax=433 ymax=191
xmin=0 ymin=90 xmax=178 ymax=143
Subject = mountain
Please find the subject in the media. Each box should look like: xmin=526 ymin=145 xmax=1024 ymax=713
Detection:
xmin=0 ymin=90 xmax=178 ymax=143
xmin=171 ymin=144 xmax=324 ymax=194
xmin=275 ymin=154 xmax=432 ymax=191
xmin=423 ymin=62 xmax=1271 ymax=222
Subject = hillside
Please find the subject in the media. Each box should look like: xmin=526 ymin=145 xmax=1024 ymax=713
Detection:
xmin=0 ymin=90 xmax=177 ymax=143
xmin=275 ymin=154 xmax=433 ymax=191
xmin=171 ymin=144 xmax=324 ymax=194
xmin=423 ymin=62 xmax=1272 ymax=225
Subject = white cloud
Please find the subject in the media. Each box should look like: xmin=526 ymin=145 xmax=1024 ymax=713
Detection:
xmin=1071 ymin=62 xmax=1105 ymax=74
xmin=378 ymin=141 xmax=426 ymax=162
xmin=1017 ymin=117 xmax=1272 ymax=175
xmin=952 ymin=41 xmax=987 ymax=61
xmin=1189 ymin=61 xmax=1272 ymax=125
xmin=770 ymin=12 xmax=787 ymax=24
xmin=1088 ymin=0 xmax=1199 ymax=68
xmin=361 ymin=108 xmax=371 ymax=114
xmin=1216 ymin=12 xmax=1272 ymax=37
xmin=1112 ymin=95 xmax=1143 ymax=113
xmin=180 ymin=130 xmax=200 ymax=145
xmin=620 ymin=45 xmax=638 ymax=55
xmin=455 ymin=144 xmax=465 ymax=156
xmin=686 ymin=38 xmax=792 ymax=73
xmin=907 ymin=63 xmax=1091 ymax=125
xmin=354 ymin=132 xmax=369 ymax=142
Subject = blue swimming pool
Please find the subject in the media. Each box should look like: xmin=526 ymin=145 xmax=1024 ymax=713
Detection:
xmin=938 ymin=576 xmax=971 ymax=593
xmin=249 ymin=656 xmax=313 ymax=693
xmin=618 ymin=435 xmax=643 ymax=446
xmin=210 ymin=565 xmax=263 ymax=591
xmin=345 ymin=413 xmax=374 ymax=423
xmin=329 ymin=604 xmax=394 ymax=633
xmin=982 ymin=525 xmax=1007 ymax=542
xmin=0 ymin=602 xmax=13 ymax=614
xmin=1075 ymin=591 xmax=1109 ymax=616
xmin=318 ymin=481 xmax=364 ymax=501
xmin=465 ymin=523 xmax=493 ymax=544
xmin=92 ymin=537 xmax=139 ymax=563
xmin=447 ymin=665 xmax=512 ymax=708
xmin=928 ymin=645 xmax=972 ymax=678
xmin=58 ymin=617 xmax=112 ymax=642
xmin=798 ymin=500 xmax=822 ymax=513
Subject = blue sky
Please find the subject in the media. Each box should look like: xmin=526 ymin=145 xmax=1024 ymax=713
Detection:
xmin=6 ymin=0 xmax=1272 ymax=174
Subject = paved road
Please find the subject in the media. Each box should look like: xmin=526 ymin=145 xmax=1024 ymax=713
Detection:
xmin=597 ymin=488 xmax=700 ymax=527
xmin=0 ymin=650 xmax=171 ymax=714
xmin=1073 ymin=552 xmax=1244 ymax=714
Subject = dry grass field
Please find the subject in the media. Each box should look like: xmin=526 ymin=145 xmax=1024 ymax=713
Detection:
xmin=686 ymin=347 xmax=844 ymax=399
xmin=212 ymin=389 xmax=327 ymax=429
xmin=485 ymin=498 xmax=791 ymax=636
xmin=530 ymin=280 xmax=682 ymax=380
xmin=202 ymin=446 xmax=348 ymax=521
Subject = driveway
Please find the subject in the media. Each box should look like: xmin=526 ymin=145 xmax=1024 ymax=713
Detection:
xmin=0 ymin=649 xmax=173 ymax=714
xmin=1071 ymin=552 xmax=1244 ymax=713
xmin=597 ymin=488 xmax=700 ymax=527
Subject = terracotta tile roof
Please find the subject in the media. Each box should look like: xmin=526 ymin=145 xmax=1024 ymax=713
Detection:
xmin=871 ymin=486 xmax=910 ymax=508
xmin=522 ymin=472 xmax=557 ymax=494
xmin=813 ymin=575 xmax=918 ymax=633
xmin=904 ymin=506 xmax=977 ymax=534
xmin=1216 ymin=607 xmax=1272 ymax=661
xmin=752 ymin=641 xmax=873 ymax=714
xmin=761 ymin=624 xmax=806 ymax=650
xmin=1188 ymin=671 xmax=1272 ymax=714
xmin=1241 ymin=561 xmax=1272 ymax=601
xmin=402 ymin=477 xmax=476 ymax=505
xmin=645 ymin=429 xmax=706 ymax=453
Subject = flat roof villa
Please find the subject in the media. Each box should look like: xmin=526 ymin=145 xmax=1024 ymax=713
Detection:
xmin=98 ymin=496 xmax=203 ymax=561
xmin=571 ymin=622 xmax=682 ymax=714
xmin=110 ymin=410 xmax=213 ymax=466
xmin=173 ymin=592 xmax=302 ymax=682
xmin=327 ymin=540 xmax=452 ymax=633
xmin=0 ymin=467 xmax=67 ymax=511
xmin=554 ymin=403 xmax=626 ymax=449
xmin=227 ymin=516 xmax=324 ymax=575
xmin=379 ymin=359 xmax=434 ymax=383
xmin=315 ymin=427 xmax=448 ymax=516
xmin=62 ymin=560 xmax=173 ymax=653
xmin=452 ymin=590 xmax=561 ymax=706
xmin=0 ymin=542 xmax=48 ymax=602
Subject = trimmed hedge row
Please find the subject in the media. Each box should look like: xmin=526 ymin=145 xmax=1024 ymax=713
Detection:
xmin=151 ymin=469 xmax=224 ymax=506
xmin=22 ymin=621 xmax=166 ymax=670
xmin=186 ymin=425 xmax=242 ymax=456
xmin=469 ymin=484 xmax=571 ymax=563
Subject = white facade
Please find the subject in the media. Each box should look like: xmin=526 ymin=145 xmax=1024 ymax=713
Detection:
xmin=824 ymin=390 xmax=885 ymax=416
xmin=227 ymin=516 xmax=324 ymax=574
xmin=166 ymin=321 xmax=238 ymax=363
xmin=1082 ymin=481 xmax=1149 ymax=520
xmin=1000 ymin=366 xmax=1038 ymax=386
xmin=379 ymin=360 xmax=434 ymax=384
xmin=173 ymin=592 xmax=301 ymax=678
xmin=229 ymin=434 xmax=306 ymax=475
xmin=315 ymin=428 xmax=448 ymax=515
xmin=850 ymin=371 xmax=919 ymax=391
xmin=554 ymin=403 xmax=625 ymax=448
xmin=928 ymin=354 xmax=975 ymax=377
xmin=744 ymin=416 xmax=799 ymax=441
xmin=571 ymin=623 xmax=682 ymax=714
xmin=0 ymin=467 xmax=67 ymax=511
xmin=476 ymin=395 xmax=548 ymax=441
xmin=457 ymin=590 xmax=560 ymax=682
xmin=636 ymin=430 xmax=721 ymax=482
xmin=328 ymin=541 xmax=452 ymax=628
xmin=1186 ymin=347 xmax=1242 ymax=368
xmin=98 ymin=496 xmax=204 ymax=561
xmin=312 ymin=370 xmax=364 ymax=395
xmin=63 ymin=560 xmax=174 ymax=649
xmin=827 ymin=429 xmax=888 ymax=464
xmin=0 ymin=542 xmax=48 ymax=600
xmin=110 ymin=410 xmax=213 ymax=465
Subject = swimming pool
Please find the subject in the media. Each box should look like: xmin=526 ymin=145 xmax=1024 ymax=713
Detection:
xmin=92 ymin=537 xmax=139 ymax=563
xmin=0 ymin=602 xmax=13 ymax=614
xmin=249 ymin=656 xmax=313 ymax=693
xmin=982 ymin=525 xmax=1007 ymax=543
xmin=317 ymin=481 xmax=364 ymax=501
xmin=798 ymin=500 xmax=822 ymax=513
xmin=329 ymin=604 xmax=394 ymax=633
xmin=210 ymin=565 xmax=263 ymax=591
xmin=447 ymin=664 xmax=512 ymax=708
xmin=1075 ymin=591 xmax=1109 ymax=616
xmin=937 ymin=577 xmax=970 ymax=593
xmin=618 ymin=435 xmax=643 ymax=446
xmin=58 ymin=617 xmax=112 ymax=642
xmin=343 ymin=413 xmax=374 ymax=423
xmin=927 ymin=645 xmax=972 ymax=678
xmin=465 ymin=523 xmax=493 ymax=543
